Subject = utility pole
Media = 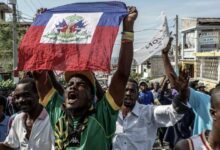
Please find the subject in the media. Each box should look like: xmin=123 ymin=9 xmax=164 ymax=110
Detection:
xmin=9 ymin=0 xmax=19 ymax=83
xmin=175 ymin=15 xmax=179 ymax=73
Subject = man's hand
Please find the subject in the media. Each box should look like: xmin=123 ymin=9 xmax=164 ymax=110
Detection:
xmin=170 ymin=68 xmax=189 ymax=103
xmin=162 ymin=37 xmax=173 ymax=55
xmin=32 ymin=70 xmax=52 ymax=101
xmin=161 ymin=78 xmax=170 ymax=91
xmin=34 ymin=8 xmax=47 ymax=20
xmin=123 ymin=6 xmax=138 ymax=32
xmin=32 ymin=70 xmax=47 ymax=79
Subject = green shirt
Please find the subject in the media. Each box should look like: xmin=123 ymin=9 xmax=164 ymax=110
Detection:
xmin=40 ymin=88 xmax=120 ymax=150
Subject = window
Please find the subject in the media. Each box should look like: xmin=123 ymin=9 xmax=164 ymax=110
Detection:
xmin=202 ymin=58 xmax=218 ymax=80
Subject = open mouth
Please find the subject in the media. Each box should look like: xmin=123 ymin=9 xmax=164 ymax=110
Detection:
xmin=67 ymin=92 xmax=78 ymax=104
xmin=124 ymin=97 xmax=132 ymax=103
xmin=124 ymin=96 xmax=135 ymax=105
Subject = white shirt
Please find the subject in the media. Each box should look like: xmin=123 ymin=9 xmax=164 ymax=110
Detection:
xmin=112 ymin=102 xmax=183 ymax=150
xmin=4 ymin=108 xmax=54 ymax=150
xmin=151 ymin=89 xmax=159 ymax=100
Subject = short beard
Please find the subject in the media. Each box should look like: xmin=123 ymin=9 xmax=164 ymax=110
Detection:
xmin=123 ymin=102 xmax=135 ymax=110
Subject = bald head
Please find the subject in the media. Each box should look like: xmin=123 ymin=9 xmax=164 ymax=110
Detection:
xmin=211 ymin=87 xmax=220 ymax=110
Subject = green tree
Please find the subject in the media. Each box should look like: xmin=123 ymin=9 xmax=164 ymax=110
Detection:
xmin=0 ymin=25 xmax=12 ymax=50
xmin=0 ymin=23 xmax=28 ymax=72
xmin=130 ymin=72 xmax=142 ymax=82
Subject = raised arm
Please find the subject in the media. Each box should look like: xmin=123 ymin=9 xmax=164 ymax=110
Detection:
xmin=47 ymin=71 xmax=64 ymax=96
xmin=162 ymin=38 xmax=176 ymax=87
xmin=109 ymin=7 xmax=138 ymax=107
xmin=162 ymin=38 xmax=189 ymax=104
xmin=32 ymin=71 xmax=53 ymax=101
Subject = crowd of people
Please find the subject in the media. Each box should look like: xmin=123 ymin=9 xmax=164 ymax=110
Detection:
xmin=0 ymin=6 xmax=220 ymax=150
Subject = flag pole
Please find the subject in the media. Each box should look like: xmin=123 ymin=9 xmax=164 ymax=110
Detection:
xmin=9 ymin=0 xmax=19 ymax=83
xmin=175 ymin=15 xmax=179 ymax=73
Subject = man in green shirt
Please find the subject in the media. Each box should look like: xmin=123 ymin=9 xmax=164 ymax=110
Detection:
xmin=33 ymin=7 xmax=137 ymax=150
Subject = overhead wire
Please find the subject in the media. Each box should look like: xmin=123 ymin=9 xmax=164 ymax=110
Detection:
xmin=16 ymin=9 xmax=33 ymax=19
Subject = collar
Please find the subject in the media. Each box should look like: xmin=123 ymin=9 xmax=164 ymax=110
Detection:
xmin=21 ymin=108 xmax=48 ymax=120
xmin=119 ymin=102 xmax=140 ymax=119
xmin=131 ymin=102 xmax=140 ymax=117
xmin=38 ymin=108 xmax=48 ymax=120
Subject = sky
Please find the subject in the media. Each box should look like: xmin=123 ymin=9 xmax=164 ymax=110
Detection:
xmin=2 ymin=0 xmax=220 ymax=57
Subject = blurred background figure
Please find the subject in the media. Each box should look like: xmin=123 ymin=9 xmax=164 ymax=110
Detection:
xmin=0 ymin=96 xmax=9 ymax=142
xmin=197 ymin=82 xmax=209 ymax=95
xmin=138 ymin=81 xmax=154 ymax=105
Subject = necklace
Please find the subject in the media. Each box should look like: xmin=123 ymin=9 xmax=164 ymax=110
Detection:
xmin=66 ymin=109 xmax=95 ymax=147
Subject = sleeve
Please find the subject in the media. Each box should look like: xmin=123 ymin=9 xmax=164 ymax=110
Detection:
xmin=188 ymin=88 xmax=212 ymax=132
xmin=152 ymin=104 xmax=183 ymax=128
xmin=188 ymin=88 xmax=211 ymax=113
xmin=172 ymin=94 xmax=190 ymax=114
xmin=188 ymin=88 xmax=200 ymax=109
xmin=39 ymin=88 xmax=64 ymax=129
xmin=39 ymin=88 xmax=57 ymax=107
xmin=3 ymin=119 xmax=20 ymax=149
xmin=95 ymin=90 xmax=120 ymax=136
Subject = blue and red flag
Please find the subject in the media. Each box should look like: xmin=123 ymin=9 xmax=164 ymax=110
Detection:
xmin=18 ymin=1 xmax=128 ymax=72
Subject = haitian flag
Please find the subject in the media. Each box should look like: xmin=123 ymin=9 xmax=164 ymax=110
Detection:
xmin=18 ymin=1 xmax=128 ymax=72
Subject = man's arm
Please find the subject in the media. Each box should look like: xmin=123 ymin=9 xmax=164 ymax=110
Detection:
xmin=32 ymin=71 xmax=53 ymax=101
xmin=95 ymin=77 xmax=105 ymax=102
xmin=162 ymin=38 xmax=176 ymax=87
xmin=109 ymin=7 xmax=138 ymax=107
xmin=162 ymin=38 xmax=189 ymax=105
xmin=47 ymin=71 xmax=64 ymax=96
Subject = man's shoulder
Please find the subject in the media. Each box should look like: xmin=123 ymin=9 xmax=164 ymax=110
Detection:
xmin=139 ymin=91 xmax=153 ymax=96
xmin=13 ymin=112 xmax=24 ymax=121
xmin=174 ymin=139 xmax=190 ymax=150
xmin=96 ymin=90 xmax=120 ymax=111
xmin=136 ymin=102 xmax=153 ymax=113
xmin=10 ymin=112 xmax=25 ymax=129
xmin=190 ymin=88 xmax=210 ymax=97
xmin=189 ymin=88 xmax=210 ymax=104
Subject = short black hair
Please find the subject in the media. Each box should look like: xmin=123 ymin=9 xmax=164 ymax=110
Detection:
xmin=0 ymin=95 xmax=7 ymax=111
xmin=68 ymin=74 xmax=95 ymax=96
xmin=18 ymin=77 xmax=38 ymax=93
xmin=211 ymin=86 xmax=220 ymax=109
xmin=139 ymin=82 xmax=147 ymax=86
xmin=128 ymin=78 xmax=139 ymax=91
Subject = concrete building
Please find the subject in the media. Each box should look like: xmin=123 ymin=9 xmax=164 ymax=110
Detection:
xmin=0 ymin=2 xmax=11 ymax=21
xmin=132 ymin=55 xmax=166 ymax=80
xmin=181 ymin=18 xmax=220 ymax=89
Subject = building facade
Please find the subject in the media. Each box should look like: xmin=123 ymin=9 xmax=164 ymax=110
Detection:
xmin=132 ymin=55 xmax=166 ymax=80
xmin=181 ymin=18 xmax=220 ymax=89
